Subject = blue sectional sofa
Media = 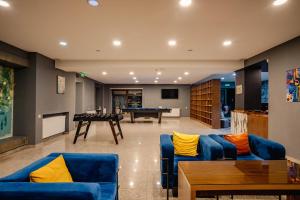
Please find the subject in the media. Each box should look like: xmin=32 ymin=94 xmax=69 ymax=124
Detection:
xmin=0 ymin=153 xmax=119 ymax=200
xmin=209 ymin=134 xmax=286 ymax=160
xmin=160 ymin=134 xmax=223 ymax=194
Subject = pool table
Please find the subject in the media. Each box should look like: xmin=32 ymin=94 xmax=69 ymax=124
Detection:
xmin=122 ymin=108 xmax=171 ymax=123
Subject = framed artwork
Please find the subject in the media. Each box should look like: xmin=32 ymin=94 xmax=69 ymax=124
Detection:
xmin=57 ymin=75 xmax=65 ymax=94
xmin=286 ymin=67 xmax=300 ymax=102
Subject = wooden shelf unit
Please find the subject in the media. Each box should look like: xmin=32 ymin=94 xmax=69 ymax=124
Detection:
xmin=190 ymin=79 xmax=221 ymax=128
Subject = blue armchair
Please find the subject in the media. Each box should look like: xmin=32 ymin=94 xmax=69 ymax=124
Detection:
xmin=209 ymin=134 xmax=286 ymax=160
xmin=0 ymin=153 xmax=119 ymax=200
xmin=160 ymin=134 xmax=223 ymax=195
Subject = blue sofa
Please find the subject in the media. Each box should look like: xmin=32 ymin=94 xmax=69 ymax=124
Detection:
xmin=209 ymin=134 xmax=286 ymax=160
xmin=160 ymin=134 xmax=223 ymax=194
xmin=0 ymin=153 xmax=119 ymax=200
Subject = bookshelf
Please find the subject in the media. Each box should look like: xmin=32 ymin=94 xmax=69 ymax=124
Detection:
xmin=190 ymin=79 xmax=221 ymax=128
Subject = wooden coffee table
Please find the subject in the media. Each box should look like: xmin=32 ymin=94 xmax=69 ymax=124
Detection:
xmin=178 ymin=160 xmax=300 ymax=200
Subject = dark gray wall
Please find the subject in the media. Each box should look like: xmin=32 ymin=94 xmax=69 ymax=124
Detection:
xmin=35 ymin=54 xmax=76 ymax=143
xmin=13 ymin=53 xmax=36 ymax=144
xmin=235 ymin=69 xmax=245 ymax=109
xmin=103 ymin=84 xmax=191 ymax=117
xmin=244 ymin=36 xmax=300 ymax=159
xmin=75 ymin=76 xmax=97 ymax=112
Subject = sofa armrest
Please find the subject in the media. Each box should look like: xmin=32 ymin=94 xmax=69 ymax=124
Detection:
xmin=209 ymin=134 xmax=237 ymax=159
xmin=248 ymin=134 xmax=286 ymax=160
xmin=200 ymin=135 xmax=223 ymax=160
xmin=160 ymin=134 xmax=174 ymax=188
xmin=48 ymin=153 xmax=119 ymax=183
xmin=0 ymin=182 xmax=100 ymax=200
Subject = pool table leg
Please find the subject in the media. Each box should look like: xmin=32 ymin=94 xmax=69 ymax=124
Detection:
xmin=130 ymin=112 xmax=134 ymax=123
xmin=158 ymin=112 xmax=162 ymax=124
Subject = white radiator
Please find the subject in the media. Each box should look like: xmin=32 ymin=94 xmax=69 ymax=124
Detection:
xmin=162 ymin=108 xmax=180 ymax=117
xmin=42 ymin=115 xmax=66 ymax=139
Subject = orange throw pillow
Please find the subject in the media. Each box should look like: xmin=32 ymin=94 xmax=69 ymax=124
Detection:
xmin=224 ymin=133 xmax=251 ymax=155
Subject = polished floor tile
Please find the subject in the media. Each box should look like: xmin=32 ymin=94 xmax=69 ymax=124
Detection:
xmin=0 ymin=117 xmax=281 ymax=199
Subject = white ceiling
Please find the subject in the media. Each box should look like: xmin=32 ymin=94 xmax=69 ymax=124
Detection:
xmin=0 ymin=0 xmax=299 ymax=83
xmin=56 ymin=60 xmax=243 ymax=84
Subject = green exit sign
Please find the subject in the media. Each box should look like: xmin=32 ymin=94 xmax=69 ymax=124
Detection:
xmin=79 ymin=72 xmax=87 ymax=77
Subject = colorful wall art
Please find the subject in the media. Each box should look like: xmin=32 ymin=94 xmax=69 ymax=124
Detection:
xmin=287 ymin=67 xmax=300 ymax=102
xmin=0 ymin=66 xmax=14 ymax=139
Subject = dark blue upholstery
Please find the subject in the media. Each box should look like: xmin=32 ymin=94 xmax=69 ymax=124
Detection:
xmin=160 ymin=134 xmax=223 ymax=189
xmin=0 ymin=153 xmax=119 ymax=200
xmin=209 ymin=134 xmax=237 ymax=159
xmin=208 ymin=134 xmax=286 ymax=161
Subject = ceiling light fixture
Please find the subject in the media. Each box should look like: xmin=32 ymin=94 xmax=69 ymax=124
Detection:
xmin=184 ymin=72 xmax=189 ymax=75
xmin=135 ymin=80 xmax=139 ymax=83
xmin=113 ymin=40 xmax=122 ymax=47
xmin=178 ymin=77 xmax=182 ymax=80
xmin=223 ymin=40 xmax=232 ymax=47
xmin=87 ymin=0 xmax=99 ymax=7
xmin=232 ymin=73 xmax=236 ymax=76
xmin=133 ymin=77 xmax=137 ymax=80
xmin=168 ymin=40 xmax=177 ymax=47
xmin=179 ymin=0 xmax=192 ymax=7
xmin=155 ymin=77 xmax=159 ymax=80
xmin=102 ymin=71 xmax=107 ymax=75
xmin=273 ymin=0 xmax=288 ymax=6
xmin=174 ymin=80 xmax=178 ymax=83
xmin=157 ymin=71 xmax=162 ymax=75
xmin=59 ymin=41 xmax=68 ymax=47
xmin=0 ymin=0 xmax=10 ymax=7
xmin=129 ymin=71 xmax=134 ymax=75
xmin=154 ymin=80 xmax=158 ymax=83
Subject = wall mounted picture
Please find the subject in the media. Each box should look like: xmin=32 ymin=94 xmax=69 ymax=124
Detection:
xmin=57 ymin=75 xmax=65 ymax=94
xmin=286 ymin=67 xmax=300 ymax=102
xmin=0 ymin=66 xmax=14 ymax=139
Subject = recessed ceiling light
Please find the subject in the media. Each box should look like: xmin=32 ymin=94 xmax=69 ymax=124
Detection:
xmin=179 ymin=0 xmax=192 ymax=7
xmin=155 ymin=77 xmax=159 ymax=80
xmin=223 ymin=40 xmax=232 ymax=47
xmin=154 ymin=80 xmax=158 ymax=83
xmin=133 ymin=77 xmax=137 ymax=80
xmin=0 ymin=0 xmax=9 ymax=7
xmin=184 ymin=72 xmax=189 ymax=75
xmin=113 ymin=40 xmax=122 ymax=47
xmin=135 ymin=80 xmax=139 ymax=83
xmin=168 ymin=40 xmax=177 ymax=47
xmin=129 ymin=71 xmax=134 ymax=75
xmin=87 ymin=0 xmax=99 ymax=7
xmin=273 ymin=0 xmax=288 ymax=6
xmin=157 ymin=71 xmax=162 ymax=75
xmin=221 ymin=77 xmax=225 ymax=80
xmin=178 ymin=77 xmax=182 ymax=80
xmin=59 ymin=41 xmax=68 ymax=47
xmin=174 ymin=80 xmax=178 ymax=83
xmin=102 ymin=71 xmax=107 ymax=75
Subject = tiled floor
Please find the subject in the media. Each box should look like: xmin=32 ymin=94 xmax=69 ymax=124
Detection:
xmin=0 ymin=117 xmax=282 ymax=199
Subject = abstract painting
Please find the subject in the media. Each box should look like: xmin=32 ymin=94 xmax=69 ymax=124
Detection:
xmin=287 ymin=67 xmax=300 ymax=102
xmin=0 ymin=66 xmax=14 ymax=139
xmin=57 ymin=75 xmax=65 ymax=94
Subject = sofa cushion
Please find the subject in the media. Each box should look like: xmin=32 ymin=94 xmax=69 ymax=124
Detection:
xmin=173 ymin=131 xmax=199 ymax=157
xmin=30 ymin=155 xmax=73 ymax=183
xmin=173 ymin=155 xmax=202 ymax=175
xmin=224 ymin=133 xmax=251 ymax=155
xmin=98 ymin=182 xmax=117 ymax=200
xmin=237 ymin=153 xmax=263 ymax=161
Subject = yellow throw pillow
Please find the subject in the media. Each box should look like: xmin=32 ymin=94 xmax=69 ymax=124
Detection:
xmin=173 ymin=131 xmax=199 ymax=157
xmin=30 ymin=155 xmax=73 ymax=183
